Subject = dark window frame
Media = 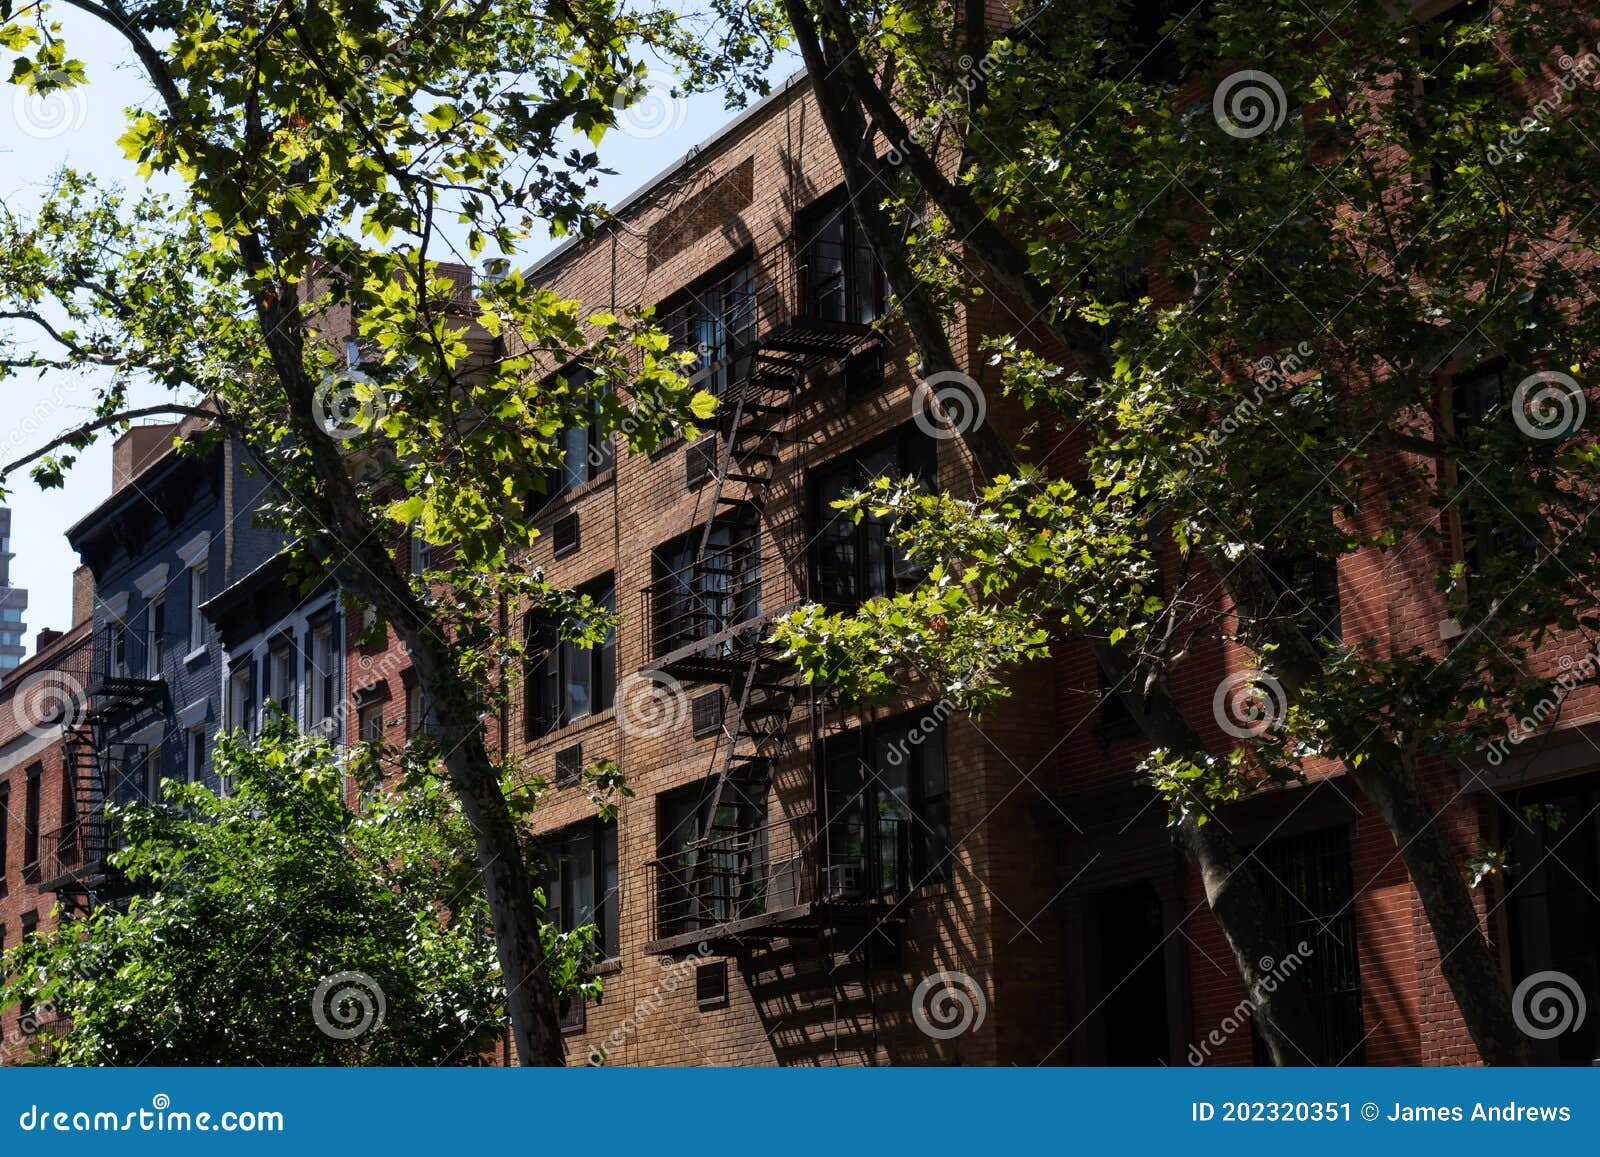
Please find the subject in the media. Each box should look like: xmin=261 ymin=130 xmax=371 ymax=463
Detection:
xmin=656 ymin=251 xmax=758 ymax=398
xmin=797 ymin=190 xmax=887 ymax=325
xmin=651 ymin=515 xmax=761 ymax=657
xmin=544 ymin=363 xmax=615 ymax=503
xmin=1250 ymin=825 xmax=1366 ymax=1065
xmin=808 ymin=425 xmax=938 ymax=611
xmin=535 ymin=818 xmax=621 ymax=962
xmin=524 ymin=575 xmax=617 ymax=740
xmin=820 ymin=708 xmax=953 ymax=900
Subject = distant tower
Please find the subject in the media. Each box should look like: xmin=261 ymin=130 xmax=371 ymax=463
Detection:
xmin=0 ymin=507 xmax=28 ymax=683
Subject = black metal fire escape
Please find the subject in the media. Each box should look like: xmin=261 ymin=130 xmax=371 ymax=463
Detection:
xmin=642 ymin=245 xmax=885 ymax=954
xmin=39 ymin=625 xmax=166 ymax=913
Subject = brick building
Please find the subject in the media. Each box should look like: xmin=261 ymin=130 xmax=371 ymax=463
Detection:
xmin=6 ymin=51 xmax=1597 ymax=1071
xmin=477 ymin=64 xmax=1595 ymax=1068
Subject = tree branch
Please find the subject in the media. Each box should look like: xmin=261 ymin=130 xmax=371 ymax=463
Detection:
xmin=0 ymin=403 xmax=214 ymax=481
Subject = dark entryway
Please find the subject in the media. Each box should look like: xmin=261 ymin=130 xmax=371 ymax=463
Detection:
xmin=1081 ymin=880 xmax=1172 ymax=1064
xmin=1504 ymin=776 xmax=1600 ymax=1065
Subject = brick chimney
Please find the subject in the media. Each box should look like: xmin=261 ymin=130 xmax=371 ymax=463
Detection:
xmin=111 ymin=424 xmax=178 ymax=490
xmin=35 ymin=627 xmax=61 ymax=652
xmin=71 ymin=564 xmax=94 ymax=626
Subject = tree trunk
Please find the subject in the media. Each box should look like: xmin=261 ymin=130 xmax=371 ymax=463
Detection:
xmin=1347 ymin=760 xmax=1524 ymax=1065
xmin=788 ymin=3 xmax=1327 ymax=1063
xmin=783 ymin=0 xmax=1014 ymax=482
xmin=1175 ymin=811 xmax=1324 ymax=1065
xmin=247 ymin=264 xmax=566 ymax=1065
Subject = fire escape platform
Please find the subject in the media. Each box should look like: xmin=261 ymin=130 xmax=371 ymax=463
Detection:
xmin=642 ymin=603 xmax=801 ymax=686
xmin=643 ymin=898 xmax=900 ymax=956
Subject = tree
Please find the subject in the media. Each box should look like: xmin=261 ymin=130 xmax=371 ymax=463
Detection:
xmin=0 ymin=0 xmax=776 ymax=1063
xmin=773 ymin=0 xmax=1600 ymax=1064
xmin=0 ymin=718 xmax=602 ymax=1065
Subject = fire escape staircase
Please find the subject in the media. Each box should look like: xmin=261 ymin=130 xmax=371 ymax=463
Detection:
xmin=39 ymin=626 xmax=167 ymax=910
xmin=643 ymin=275 xmax=891 ymax=954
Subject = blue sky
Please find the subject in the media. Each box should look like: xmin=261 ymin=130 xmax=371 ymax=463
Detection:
xmin=0 ymin=9 xmax=794 ymax=652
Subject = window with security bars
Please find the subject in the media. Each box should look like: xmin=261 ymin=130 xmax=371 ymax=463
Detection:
xmin=651 ymin=516 xmax=761 ymax=657
xmin=656 ymin=254 xmax=758 ymax=397
xmin=809 ymin=426 xmax=937 ymax=611
xmin=798 ymin=192 xmax=886 ymax=325
xmin=1251 ymin=825 xmax=1366 ymax=1065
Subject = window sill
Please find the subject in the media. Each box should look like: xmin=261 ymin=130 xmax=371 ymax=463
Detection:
xmin=533 ymin=469 xmax=615 ymax=529
xmin=588 ymin=957 xmax=623 ymax=978
xmin=524 ymin=707 xmax=617 ymax=756
xmin=183 ymin=645 xmax=209 ymax=666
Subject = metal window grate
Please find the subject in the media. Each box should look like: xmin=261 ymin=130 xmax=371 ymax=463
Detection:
xmin=691 ymin=690 xmax=724 ymax=738
xmin=554 ymin=743 xmax=583 ymax=787
xmin=552 ymin=513 xmax=580 ymax=557
xmin=695 ymin=959 xmax=729 ymax=1009
xmin=685 ymin=435 xmax=717 ymax=489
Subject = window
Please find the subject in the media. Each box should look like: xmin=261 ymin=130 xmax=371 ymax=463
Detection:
xmin=525 ymin=577 xmax=616 ymax=739
xmin=189 ymin=560 xmax=209 ymax=650
xmin=145 ymin=597 xmax=165 ymax=678
xmin=535 ymin=820 xmax=620 ymax=961
xmin=267 ymin=642 xmax=297 ymax=723
xmin=408 ymin=530 xmax=431 ymax=577
xmin=228 ymin=661 xmax=255 ymax=735
xmin=0 ymin=781 xmax=9 ymax=889
xmin=1112 ymin=0 xmax=1217 ymax=85
xmin=657 ymin=254 xmax=758 ymax=396
xmin=1263 ymin=550 xmax=1342 ymax=645
xmin=108 ymin=743 xmax=154 ymax=807
xmin=358 ymin=702 xmax=384 ymax=745
xmin=1251 ymin=826 xmax=1365 ymax=1065
xmin=821 ymin=710 xmax=951 ymax=899
xmin=810 ymin=427 xmax=938 ymax=610
xmin=0 ymin=608 xmax=22 ymax=622
xmin=1449 ymin=362 xmax=1541 ymax=600
xmin=656 ymin=783 xmax=766 ymax=940
xmin=23 ymin=764 xmax=41 ymax=873
xmin=545 ymin=364 xmax=614 ymax=501
xmin=1503 ymin=776 xmax=1600 ymax=1065
xmin=799 ymin=193 xmax=886 ymax=325
xmin=405 ymin=676 xmax=428 ymax=737
xmin=308 ymin=621 xmax=338 ymax=733
xmin=651 ymin=516 xmax=761 ymax=657
xmin=110 ymin=619 xmax=129 ymax=677
xmin=1418 ymin=1 xmax=1496 ymax=190
xmin=185 ymin=726 xmax=206 ymax=784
